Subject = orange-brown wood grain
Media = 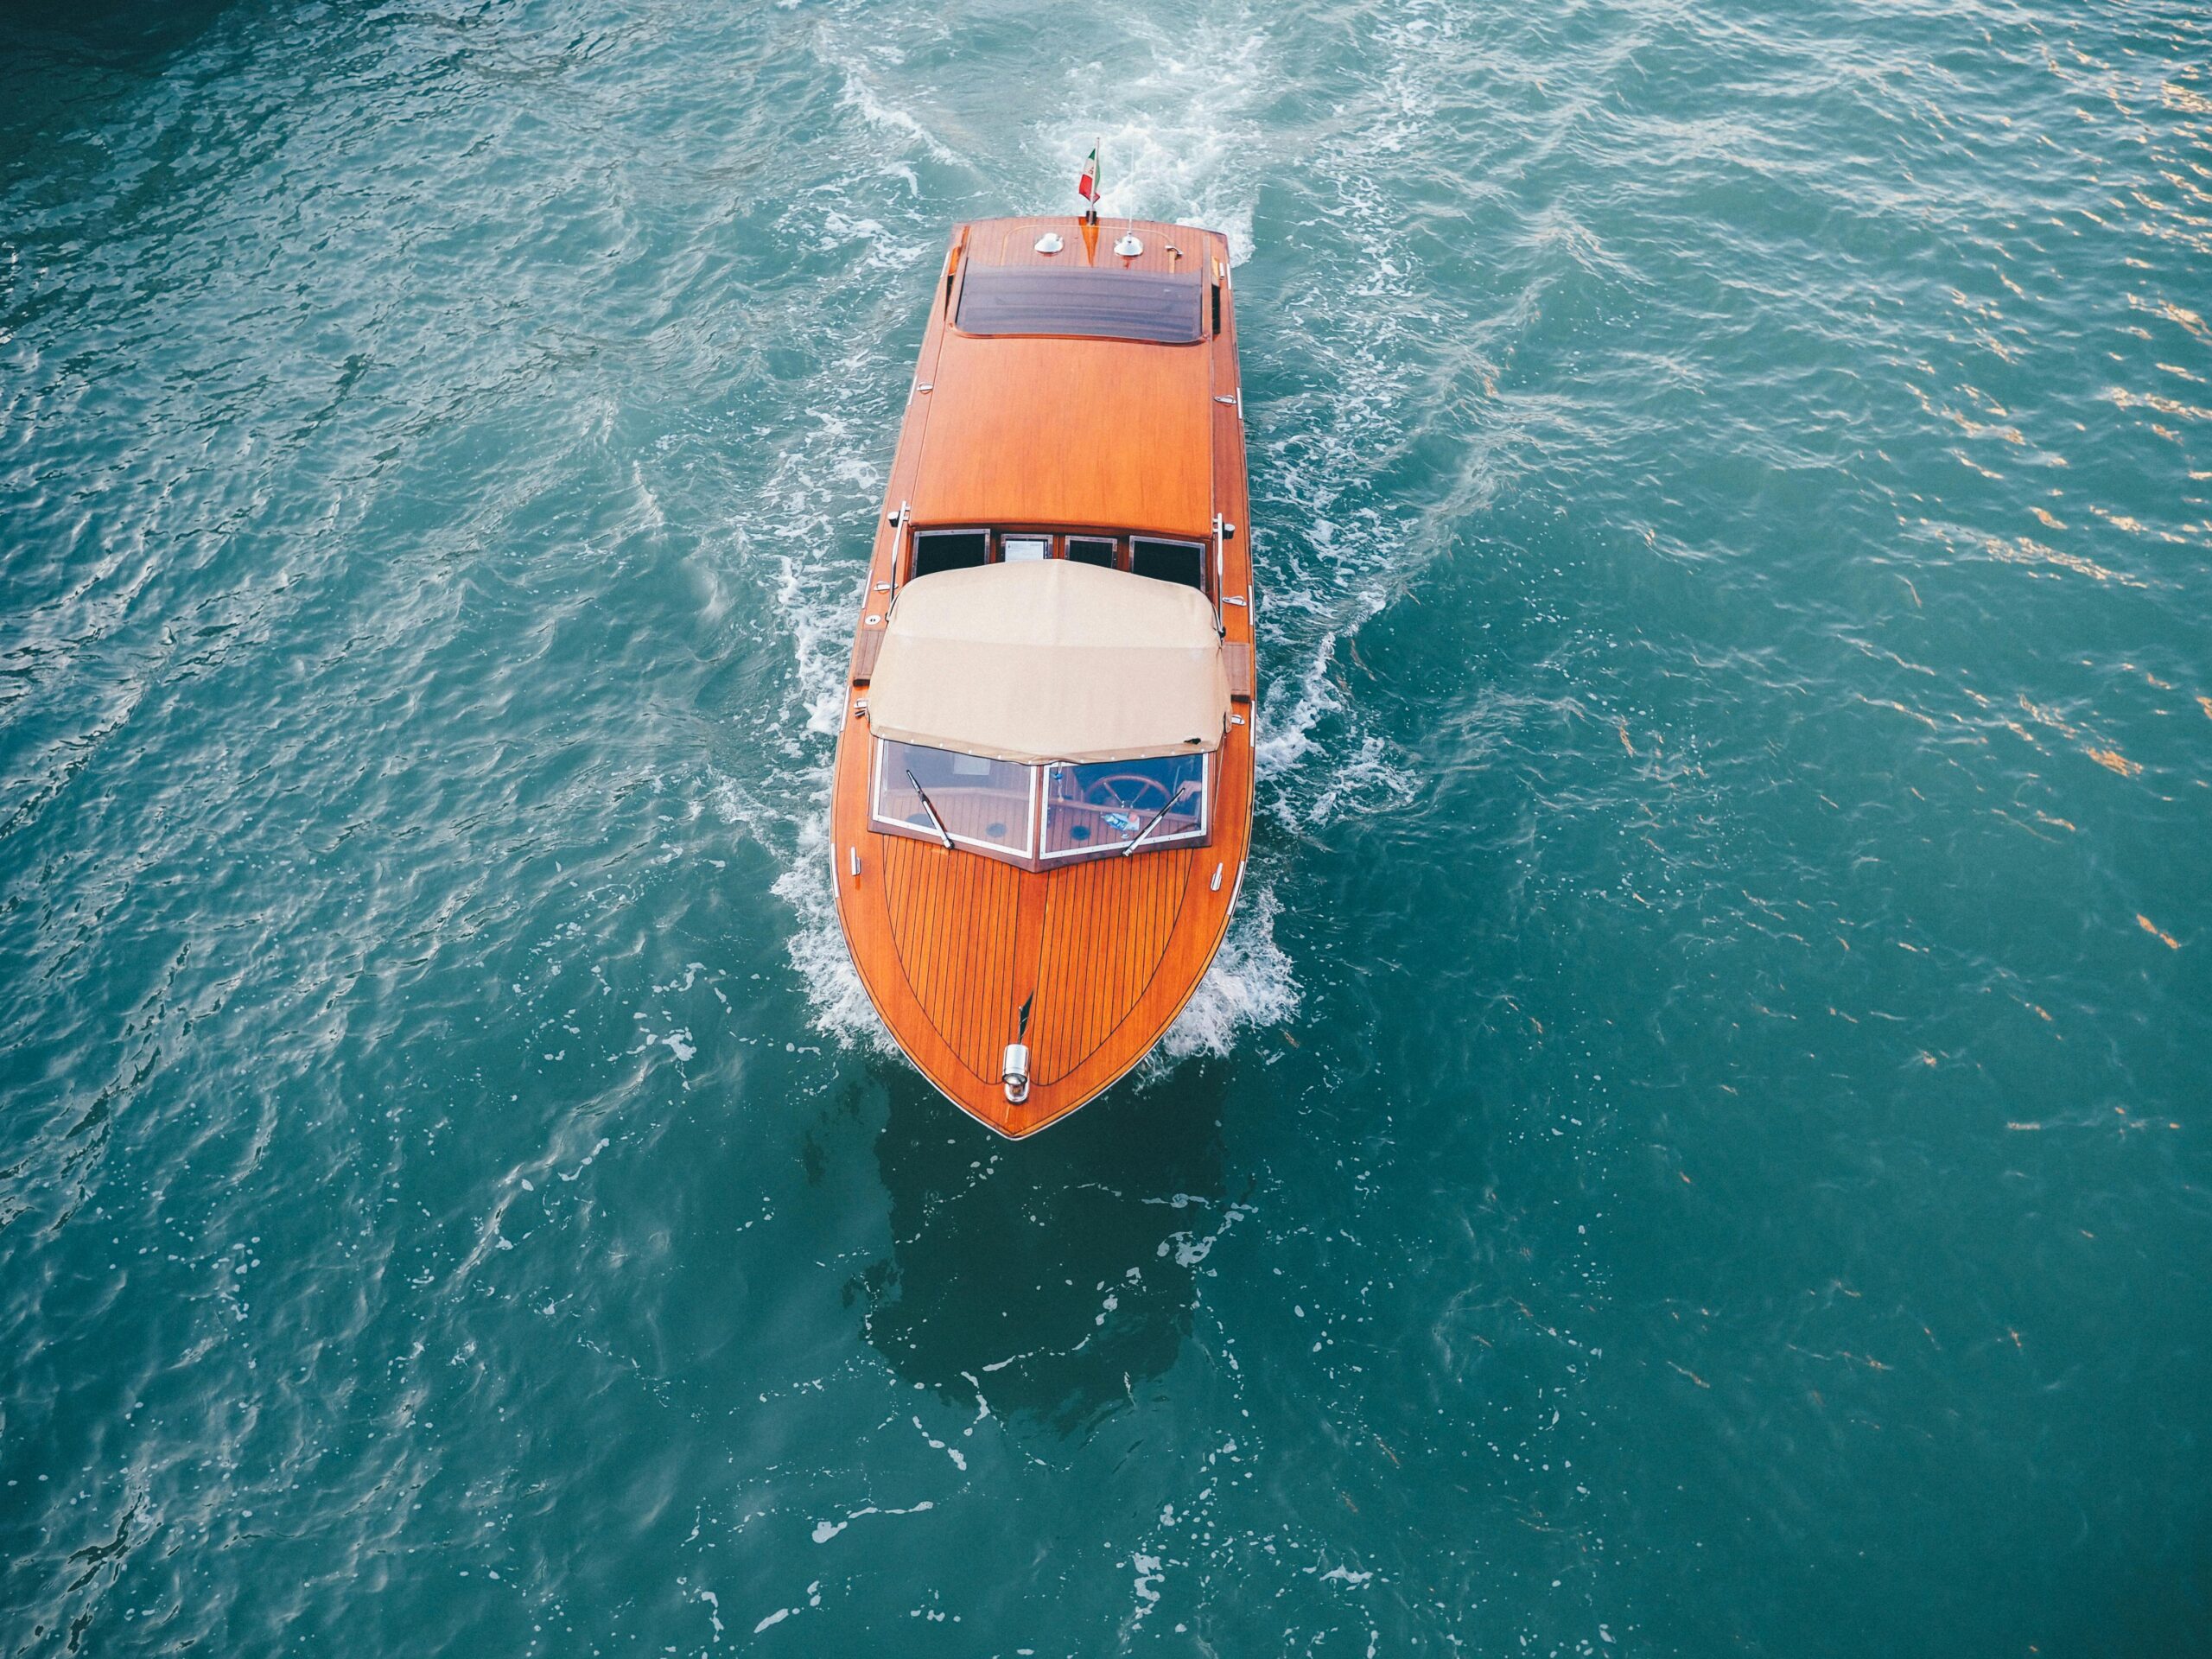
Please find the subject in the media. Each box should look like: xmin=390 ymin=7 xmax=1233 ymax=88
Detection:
xmin=911 ymin=334 xmax=1215 ymax=537
xmin=830 ymin=217 xmax=1255 ymax=1137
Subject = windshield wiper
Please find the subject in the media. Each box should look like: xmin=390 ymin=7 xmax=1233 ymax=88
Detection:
xmin=1121 ymin=778 xmax=1197 ymax=857
xmin=905 ymin=769 xmax=956 ymax=849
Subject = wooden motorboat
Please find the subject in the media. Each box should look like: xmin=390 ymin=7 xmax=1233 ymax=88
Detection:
xmin=829 ymin=213 xmax=1255 ymax=1137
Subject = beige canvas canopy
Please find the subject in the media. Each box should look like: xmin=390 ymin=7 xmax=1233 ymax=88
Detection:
xmin=866 ymin=560 xmax=1230 ymax=766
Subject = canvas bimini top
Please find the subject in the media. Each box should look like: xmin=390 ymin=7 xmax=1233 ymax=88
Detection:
xmin=864 ymin=560 xmax=1230 ymax=766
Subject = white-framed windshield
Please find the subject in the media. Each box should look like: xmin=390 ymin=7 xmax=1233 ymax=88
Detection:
xmin=872 ymin=739 xmax=1036 ymax=859
xmin=1041 ymin=754 xmax=1207 ymax=860
xmin=868 ymin=741 xmax=1209 ymax=866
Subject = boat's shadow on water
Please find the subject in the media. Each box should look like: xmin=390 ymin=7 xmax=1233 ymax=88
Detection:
xmin=853 ymin=1070 xmax=1231 ymax=1433
xmin=0 ymin=0 xmax=242 ymax=69
xmin=1 ymin=0 xmax=257 ymax=152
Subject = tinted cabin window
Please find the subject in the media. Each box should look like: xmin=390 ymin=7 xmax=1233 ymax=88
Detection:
xmin=1132 ymin=538 xmax=1205 ymax=591
xmin=911 ymin=531 xmax=988 ymax=577
xmin=1065 ymin=537 xmax=1117 ymax=569
xmin=957 ymin=266 xmax=1203 ymax=344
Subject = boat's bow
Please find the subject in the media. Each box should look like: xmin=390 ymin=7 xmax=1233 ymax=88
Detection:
xmin=832 ymin=712 xmax=1250 ymax=1136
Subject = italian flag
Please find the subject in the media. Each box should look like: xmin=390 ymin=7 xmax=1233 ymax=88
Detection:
xmin=1077 ymin=143 xmax=1100 ymax=206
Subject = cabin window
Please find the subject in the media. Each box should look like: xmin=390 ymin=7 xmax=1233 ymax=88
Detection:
xmin=911 ymin=530 xmax=988 ymax=579
xmin=1065 ymin=537 xmax=1117 ymax=569
xmin=1001 ymin=535 xmax=1050 ymax=563
xmin=1131 ymin=537 xmax=1206 ymax=592
xmin=872 ymin=740 xmax=1034 ymax=858
xmin=956 ymin=266 xmax=1204 ymax=345
xmin=1041 ymin=755 xmax=1207 ymax=860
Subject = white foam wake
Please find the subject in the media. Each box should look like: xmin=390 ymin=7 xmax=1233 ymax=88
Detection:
xmin=1033 ymin=14 xmax=1268 ymax=264
xmin=738 ymin=10 xmax=1337 ymax=1067
xmin=1149 ymin=886 xmax=1300 ymax=1072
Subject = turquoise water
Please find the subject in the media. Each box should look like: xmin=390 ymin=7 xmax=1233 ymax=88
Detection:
xmin=4 ymin=0 xmax=2209 ymax=1650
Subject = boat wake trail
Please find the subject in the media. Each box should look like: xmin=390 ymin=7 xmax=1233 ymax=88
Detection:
xmin=1245 ymin=9 xmax=1480 ymax=832
xmin=1149 ymin=886 xmax=1299 ymax=1073
xmin=746 ymin=2 xmax=1311 ymax=1075
xmin=716 ymin=384 xmax=899 ymax=1057
xmin=1033 ymin=12 xmax=1268 ymax=264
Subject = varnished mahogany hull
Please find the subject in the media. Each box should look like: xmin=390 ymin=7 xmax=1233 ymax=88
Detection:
xmin=829 ymin=217 xmax=1255 ymax=1137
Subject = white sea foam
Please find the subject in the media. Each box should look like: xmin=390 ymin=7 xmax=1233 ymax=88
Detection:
xmin=1235 ymin=10 xmax=1484 ymax=842
xmin=837 ymin=68 xmax=959 ymax=167
xmin=809 ymin=1500 xmax=934 ymax=1546
xmin=773 ymin=835 xmax=893 ymax=1052
xmin=816 ymin=209 xmax=928 ymax=272
xmin=1034 ymin=16 xmax=1268 ymax=263
xmin=718 ymin=290 xmax=906 ymax=1052
xmin=1130 ymin=1550 xmax=1166 ymax=1622
xmin=1254 ymin=629 xmax=1344 ymax=781
xmin=709 ymin=768 xmax=891 ymax=1056
xmin=1306 ymin=734 xmax=1419 ymax=826
xmin=1149 ymin=886 xmax=1300 ymax=1071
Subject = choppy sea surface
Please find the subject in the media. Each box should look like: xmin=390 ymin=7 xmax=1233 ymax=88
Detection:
xmin=4 ymin=0 xmax=2210 ymax=1651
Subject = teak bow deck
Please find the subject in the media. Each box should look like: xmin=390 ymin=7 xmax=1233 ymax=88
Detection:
xmin=830 ymin=215 xmax=1255 ymax=1137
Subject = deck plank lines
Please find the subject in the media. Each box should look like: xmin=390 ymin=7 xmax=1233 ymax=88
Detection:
xmin=1023 ymin=850 xmax=1190 ymax=1084
xmin=881 ymin=836 xmax=1032 ymax=1083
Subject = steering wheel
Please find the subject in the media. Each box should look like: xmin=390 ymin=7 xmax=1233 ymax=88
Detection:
xmin=1083 ymin=772 xmax=1173 ymax=812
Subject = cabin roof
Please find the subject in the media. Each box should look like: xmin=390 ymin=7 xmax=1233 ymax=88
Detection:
xmin=906 ymin=217 xmax=1224 ymax=538
xmin=866 ymin=561 xmax=1230 ymax=766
